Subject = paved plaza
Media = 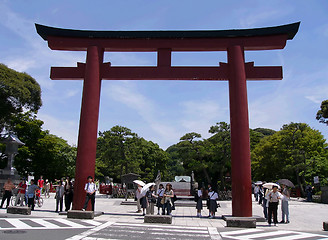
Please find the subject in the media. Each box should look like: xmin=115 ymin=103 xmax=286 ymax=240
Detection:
xmin=0 ymin=193 xmax=327 ymax=239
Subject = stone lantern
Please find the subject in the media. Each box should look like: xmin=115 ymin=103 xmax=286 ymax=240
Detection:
xmin=2 ymin=134 xmax=24 ymax=175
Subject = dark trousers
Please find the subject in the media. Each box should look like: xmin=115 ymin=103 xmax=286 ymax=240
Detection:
xmin=56 ymin=197 xmax=63 ymax=212
xmin=262 ymin=198 xmax=268 ymax=219
xmin=163 ymin=201 xmax=172 ymax=215
xmin=1 ymin=190 xmax=12 ymax=208
xmin=28 ymin=197 xmax=35 ymax=210
xmin=268 ymin=202 xmax=278 ymax=224
xmin=65 ymin=192 xmax=73 ymax=211
xmin=83 ymin=193 xmax=95 ymax=211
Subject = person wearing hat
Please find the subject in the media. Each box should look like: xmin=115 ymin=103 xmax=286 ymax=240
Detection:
xmin=266 ymin=186 xmax=281 ymax=226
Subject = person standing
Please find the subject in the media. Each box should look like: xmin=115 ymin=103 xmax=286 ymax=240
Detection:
xmin=27 ymin=179 xmax=39 ymax=210
xmin=208 ymin=187 xmax=219 ymax=219
xmin=163 ymin=183 xmax=174 ymax=215
xmin=305 ymin=184 xmax=313 ymax=202
xmin=82 ymin=176 xmax=96 ymax=211
xmin=64 ymin=177 xmax=74 ymax=211
xmin=266 ymin=186 xmax=281 ymax=226
xmin=280 ymin=184 xmax=290 ymax=223
xmin=146 ymin=185 xmax=156 ymax=215
xmin=55 ymin=181 xmax=64 ymax=212
xmin=262 ymin=187 xmax=269 ymax=220
xmin=44 ymin=179 xmax=50 ymax=198
xmin=156 ymin=184 xmax=164 ymax=215
xmin=37 ymin=175 xmax=44 ymax=194
xmin=254 ymin=185 xmax=260 ymax=201
xmin=15 ymin=179 xmax=27 ymax=206
xmin=135 ymin=184 xmax=143 ymax=213
xmin=1 ymin=179 xmax=15 ymax=208
xmin=196 ymin=187 xmax=204 ymax=217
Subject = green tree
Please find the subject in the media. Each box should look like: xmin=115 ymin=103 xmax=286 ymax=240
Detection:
xmin=316 ymin=100 xmax=328 ymax=125
xmin=252 ymin=122 xmax=328 ymax=194
xmin=96 ymin=125 xmax=169 ymax=182
xmin=9 ymin=112 xmax=76 ymax=179
xmin=0 ymin=64 xmax=42 ymax=131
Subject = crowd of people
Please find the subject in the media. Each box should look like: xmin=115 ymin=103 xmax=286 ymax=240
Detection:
xmin=134 ymin=183 xmax=220 ymax=219
xmin=254 ymin=183 xmax=291 ymax=226
xmin=0 ymin=175 xmax=75 ymax=212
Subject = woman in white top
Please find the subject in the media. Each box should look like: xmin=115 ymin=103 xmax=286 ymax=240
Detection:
xmin=196 ymin=187 xmax=204 ymax=217
xmin=156 ymin=184 xmax=164 ymax=215
xmin=208 ymin=188 xmax=219 ymax=219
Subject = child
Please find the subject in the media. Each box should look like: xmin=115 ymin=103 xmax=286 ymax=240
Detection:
xmin=208 ymin=187 xmax=218 ymax=219
xmin=196 ymin=187 xmax=204 ymax=217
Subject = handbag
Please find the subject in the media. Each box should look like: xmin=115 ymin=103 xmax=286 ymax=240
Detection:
xmin=160 ymin=197 xmax=165 ymax=205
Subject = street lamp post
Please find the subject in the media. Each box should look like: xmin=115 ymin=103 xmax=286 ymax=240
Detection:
xmin=2 ymin=135 xmax=24 ymax=175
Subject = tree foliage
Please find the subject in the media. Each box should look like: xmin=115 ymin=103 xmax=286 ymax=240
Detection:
xmin=5 ymin=112 xmax=76 ymax=179
xmin=0 ymin=64 xmax=42 ymax=131
xmin=96 ymin=125 xmax=169 ymax=182
xmin=316 ymin=99 xmax=328 ymax=126
xmin=252 ymin=122 xmax=328 ymax=192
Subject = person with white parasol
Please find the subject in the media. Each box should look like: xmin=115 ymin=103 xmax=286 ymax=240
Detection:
xmin=133 ymin=180 xmax=145 ymax=214
xmin=264 ymin=183 xmax=281 ymax=226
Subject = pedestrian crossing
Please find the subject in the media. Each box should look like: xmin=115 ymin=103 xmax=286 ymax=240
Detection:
xmin=69 ymin=222 xmax=215 ymax=240
xmin=0 ymin=218 xmax=102 ymax=230
xmin=220 ymin=228 xmax=328 ymax=240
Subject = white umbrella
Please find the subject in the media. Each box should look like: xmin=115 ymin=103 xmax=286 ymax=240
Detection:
xmin=263 ymin=182 xmax=280 ymax=190
xmin=141 ymin=182 xmax=155 ymax=195
xmin=255 ymin=181 xmax=263 ymax=185
xmin=133 ymin=180 xmax=145 ymax=187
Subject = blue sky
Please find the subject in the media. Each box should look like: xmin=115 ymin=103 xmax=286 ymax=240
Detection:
xmin=0 ymin=0 xmax=327 ymax=149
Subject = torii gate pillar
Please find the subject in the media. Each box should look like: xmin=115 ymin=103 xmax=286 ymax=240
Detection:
xmin=74 ymin=46 xmax=103 ymax=210
xmin=228 ymin=45 xmax=252 ymax=216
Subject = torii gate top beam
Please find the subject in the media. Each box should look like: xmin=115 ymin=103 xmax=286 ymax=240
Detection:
xmin=36 ymin=22 xmax=300 ymax=52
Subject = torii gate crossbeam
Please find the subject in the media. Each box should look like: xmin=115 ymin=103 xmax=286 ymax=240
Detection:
xmin=36 ymin=22 xmax=299 ymax=217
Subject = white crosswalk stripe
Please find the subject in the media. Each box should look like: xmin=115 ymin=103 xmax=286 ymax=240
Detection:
xmin=221 ymin=229 xmax=328 ymax=240
xmin=0 ymin=218 xmax=102 ymax=230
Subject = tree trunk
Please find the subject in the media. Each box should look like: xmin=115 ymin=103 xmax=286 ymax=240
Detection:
xmin=203 ymin=168 xmax=211 ymax=184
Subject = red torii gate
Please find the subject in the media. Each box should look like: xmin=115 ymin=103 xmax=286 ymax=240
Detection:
xmin=36 ymin=22 xmax=299 ymax=217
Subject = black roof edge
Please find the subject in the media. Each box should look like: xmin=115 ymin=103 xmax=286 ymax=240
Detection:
xmin=35 ymin=22 xmax=300 ymax=41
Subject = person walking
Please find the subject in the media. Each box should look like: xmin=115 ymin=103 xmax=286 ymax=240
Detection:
xmin=196 ymin=187 xmax=204 ymax=217
xmin=163 ymin=183 xmax=174 ymax=215
xmin=55 ymin=181 xmax=64 ymax=212
xmin=146 ymin=185 xmax=156 ymax=215
xmin=37 ymin=175 xmax=44 ymax=194
xmin=15 ymin=179 xmax=27 ymax=206
xmin=64 ymin=177 xmax=74 ymax=211
xmin=208 ymin=187 xmax=219 ymax=219
xmin=82 ymin=176 xmax=96 ymax=211
xmin=266 ymin=186 xmax=281 ymax=226
xmin=280 ymin=184 xmax=290 ymax=223
xmin=27 ymin=179 xmax=39 ymax=210
xmin=1 ymin=179 xmax=15 ymax=208
xmin=156 ymin=184 xmax=164 ymax=215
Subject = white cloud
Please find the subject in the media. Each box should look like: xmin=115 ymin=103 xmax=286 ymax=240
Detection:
xmin=180 ymin=100 xmax=229 ymax=138
xmin=104 ymin=81 xmax=180 ymax=147
xmin=38 ymin=113 xmax=78 ymax=146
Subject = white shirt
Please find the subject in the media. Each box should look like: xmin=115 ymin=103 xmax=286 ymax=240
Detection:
xmin=157 ymin=188 xmax=164 ymax=197
xmin=84 ymin=182 xmax=96 ymax=194
xmin=254 ymin=186 xmax=260 ymax=194
xmin=198 ymin=189 xmax=202 ymax=197
xmin=266 ymin=191 xmax=281 ymax=202
xmin=209 ymin=191 xmax=218 ymax=200
xmin=281 ymin=188 xmax=290 ymax=201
